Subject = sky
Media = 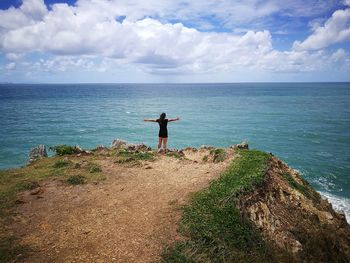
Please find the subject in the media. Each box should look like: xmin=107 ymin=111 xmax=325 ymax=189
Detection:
xmin=0 ymin=0 xmax=350 ymax=83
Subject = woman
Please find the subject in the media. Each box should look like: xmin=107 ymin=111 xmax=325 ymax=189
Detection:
xmin=144 ymin=113 xmax=180 ymax=153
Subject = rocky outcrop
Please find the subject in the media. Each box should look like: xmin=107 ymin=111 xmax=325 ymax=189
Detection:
xmin=233 ymin=141 xmax=249 ymax=150
xmin=28 ymin=145 xmax=48 ymax=163
xmin=111 ymin=139 xmax=151 ymax=152
xmin=236 ymin=157 xmax=350 ymax=262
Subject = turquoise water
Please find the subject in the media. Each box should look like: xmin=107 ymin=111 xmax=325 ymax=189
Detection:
xmin=1 ymin=83 xmax=349 ymax=218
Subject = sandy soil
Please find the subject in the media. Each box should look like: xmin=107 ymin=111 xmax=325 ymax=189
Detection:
xmin=10 ymin=148 xmax=235 ymax=263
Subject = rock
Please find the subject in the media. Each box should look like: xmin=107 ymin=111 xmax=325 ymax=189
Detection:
xmin=183 ymin=147 xmax=198 ymax=152
xmin=111 ymin=139 xmax=128 ymax=149
xmin=111 ymin=139 xmax=151 ymax=152
xmin=96 ymin=145 xmax=106 ymax=151
xmin=234 ymin=141 xmax=249 ymax=150
xmin=15 ymin=196 xmax=26 ymax=204
xmin=30 ymin=187 xmax=43 ymax=195
xmin=28 ymin=145 xmax=48 ymax=163
xmin=236 ymin=157 xmax=350 ymax=259
xmin=157 ymin=148 xmax=164 ymax=154
xmin=75 ymin=145 xmax=83 ymax=152
xmin=200 ymin=145 xmax=213 ymax=150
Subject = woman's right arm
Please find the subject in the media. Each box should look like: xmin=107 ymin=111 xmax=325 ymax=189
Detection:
xmin=144 ymin=119 xmax=157 ymax=122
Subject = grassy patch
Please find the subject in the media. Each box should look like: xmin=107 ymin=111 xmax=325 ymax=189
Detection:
xmin=0 ymin=235 xmax=31 ymax=263
xmin=202 ymin=155 xmax=208 ymax=162
xmin=114 ymin=150 xmax=155 ymax=164
xmin=53 ymin=159 xmax=70 ymax=168
xmin=67 ymin=175 xmax=86 ymax=185
xmin=89 ymin=163 xmax=102 ymax=173
xmin=161 ymin=243 xmax=195 ymax=263
xmin=162 ymin=150 xmax=274 ymax=262
xmin=166 ymin=152 xmax=182 ymax=159
xmin=0 ymin=156 xmax=106 ymax=219
xmin=210 ymin=148 xmax=227 ymax=163
xmin=49 ymin=145 xmax=80 ymax=156
xmin=15 ymin=181 xmax=40 ymax=191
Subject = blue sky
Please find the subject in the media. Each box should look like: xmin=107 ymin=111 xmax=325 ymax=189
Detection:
xmin=0 ymin=0 xmax=349 ymax=83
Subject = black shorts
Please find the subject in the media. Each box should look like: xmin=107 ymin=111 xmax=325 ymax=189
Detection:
xmin=159 ymin=131 xmax=168 ymax=138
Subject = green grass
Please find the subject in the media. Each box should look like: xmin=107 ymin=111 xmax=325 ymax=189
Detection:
xmin=0 ymin=235 xmax=31 ymax=263
xmin=0 ymin=157 xmax=105 ymax=219
xmin=210 ymin=148 xmax=227 ymax=163
xmin=114 ymin=150 xmax=155 ymax=164
xmin=53 ymin=159 xmax=70 ymax=168
xmin=67 ymin=175 xmax=86 ymax=185
xmin=162 ymin=150 xmax=274 ymax=262
xmin=89 ymin=163 xmax=102 ymax=173
xmin=166 ymin=152 xmax=182 ymax=159
xmin=49 ymin=145 xmax=80 ymax=156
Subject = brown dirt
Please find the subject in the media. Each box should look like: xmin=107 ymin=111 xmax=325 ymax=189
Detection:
xmin=9 ymin=149 xmax=235 ymax=262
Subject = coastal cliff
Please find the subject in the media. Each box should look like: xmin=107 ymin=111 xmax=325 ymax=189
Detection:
xmin=0 ymin=141 xmax=349 ymax=262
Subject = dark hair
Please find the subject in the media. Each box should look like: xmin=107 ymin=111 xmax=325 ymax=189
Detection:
xmin=158 ymin=112 xmax=166 ymax=124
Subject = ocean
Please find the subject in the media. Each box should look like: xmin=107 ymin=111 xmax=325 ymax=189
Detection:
xmin=0 ymin=83 xmax=349 ymax=220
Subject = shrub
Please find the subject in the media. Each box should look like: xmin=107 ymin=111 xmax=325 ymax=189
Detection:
xmin=115 ymin=150 xmax=155 ymax=163
xmin=67 ymin=175 xmax=86 ymax=185
xmin=50 ymin=145 xmax=80 ymax=156
xmin=53 ymin=159 xmax=70 ymax=168
xmin=16 ymin=181 xmax=40 ymax=191
xmin=89 ymin=164 xmax=102 ymax=173
xmin=210 ymin=148 xmax=227 ymax=163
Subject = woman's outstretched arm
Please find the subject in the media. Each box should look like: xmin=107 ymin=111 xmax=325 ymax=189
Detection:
xmin=168 ymin=117 xmax=180 ymax=122
xmin=144 ymin=119 xmax=157 ymax=122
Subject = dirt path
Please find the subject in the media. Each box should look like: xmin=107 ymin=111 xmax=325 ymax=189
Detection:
xmin=10 ymin=149 xmax=235 ymax=262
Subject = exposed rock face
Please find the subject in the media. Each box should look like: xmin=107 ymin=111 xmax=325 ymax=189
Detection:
xmin=236 ymin=157 xmax=350 ymax=262
xmin=28 ymin=145 xmax=48 ymax=163
xmin=111 ymin=139 xmax=128 ymax=149
xmin=234 ymin=141 xmax=249 ymax=150
xmin=111 ymin=139 xmax=151 ymax=152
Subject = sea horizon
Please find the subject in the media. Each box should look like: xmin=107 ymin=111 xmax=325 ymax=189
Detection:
xmin=1 ymin=82 xmax=349 ymax=221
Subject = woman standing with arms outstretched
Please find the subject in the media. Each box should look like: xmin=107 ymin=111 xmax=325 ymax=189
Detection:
xmin=144 ymin=113 xmax=180 ymax=153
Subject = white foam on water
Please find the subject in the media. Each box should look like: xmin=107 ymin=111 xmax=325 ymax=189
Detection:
xmin=319 ymin=191 xmax=350 ymax=223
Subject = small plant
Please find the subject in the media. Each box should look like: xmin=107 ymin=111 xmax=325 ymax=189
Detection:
xmin=53 ymin=159 xmax=70 ymax=168
xmin=115 ymin=150 xmax=155 ymax=164
xmin=67 ymin=175 xmax=86 ymax=185
xmin=166 ymin=152 xmax=182 ymax=159
xmin=49 ymin=145 xmax=80 ymax=156
xmin=210 ymin=148 xmax=227 ymax=163
xmin=89 ymin=163 xmax=102 ymax=173
xmin=16 ymin=181 xmax=40 ymax=191
xmin=0 ymin=235 xmax=31 ymax=262
xmin=202 ymin=155 xmax=209 ymax=162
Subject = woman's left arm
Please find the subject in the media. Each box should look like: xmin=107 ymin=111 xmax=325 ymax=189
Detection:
xmin=168 ymin=117 xmax=180 ymax=122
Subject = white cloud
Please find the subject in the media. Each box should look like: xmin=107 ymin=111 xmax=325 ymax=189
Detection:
xmin=5 ymin=62 xmax=16 ymax=70
xmin=293 ymin=8 xmax=350 ymax=51
xmin=0 ymin=0 xmax=349 ymax=80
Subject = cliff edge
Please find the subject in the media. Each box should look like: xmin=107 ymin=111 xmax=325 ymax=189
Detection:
xmin=0 ymin=142 xmax=349 ymax=262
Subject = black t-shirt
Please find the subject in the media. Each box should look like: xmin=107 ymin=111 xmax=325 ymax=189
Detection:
xmin=157 ymin=118 xmax=168 ymax=138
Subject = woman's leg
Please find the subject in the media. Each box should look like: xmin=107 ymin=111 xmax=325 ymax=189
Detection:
xmin=158 ymin=137 xmax=162 ymax=150
xmin=163 ymin=138 xmax=168 ymax=153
